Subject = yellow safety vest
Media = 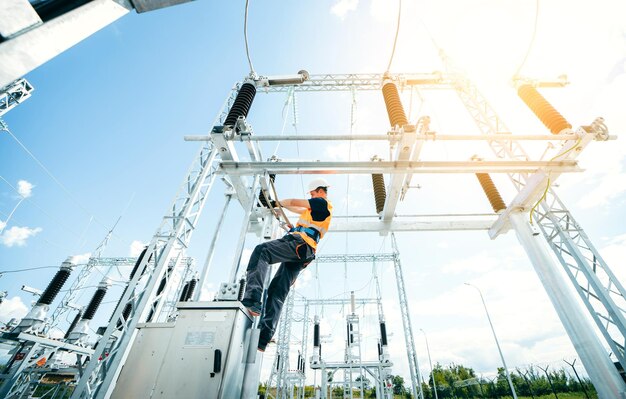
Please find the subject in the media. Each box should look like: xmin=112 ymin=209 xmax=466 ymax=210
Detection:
xmin=292 ymin=200 xmax=332 ymax=250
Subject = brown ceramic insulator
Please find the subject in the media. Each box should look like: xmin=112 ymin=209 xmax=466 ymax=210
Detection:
xmin=518 ymin=84 xmax=572 ymax=134
xmin=476 ymin=173 xmax=507 ymax=213
xmin=382 ymin=82 xmax=408 ymax=128
xmin=372 ymin=174 xmax=387 ymax=214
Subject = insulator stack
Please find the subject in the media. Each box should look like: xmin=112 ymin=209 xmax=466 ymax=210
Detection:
xmin=382 ymin=82 xmax=408 ymax=128
xmin=179 ymin=278 xmax=199 ymax=302
xmin=64 ymin=311 xmax=82 ymax=339
xmin=130 ymin=246 xmax=148 ymax=281
xmin=372 ymin=174 xmax=387 ymax=213
xmin=258 ymin=174 xmax=276 ymax=207
xmin=377 ymin=342 xmax=382 ymax=356
xmin=518 ymin=84 xmax=572 ymax=134
xmin=224 ymin=82 xmax=257 ymax=128
xmin=297 ymin=354 xmax=302 ymax=372
xmin=476 ymin=173 xmax=506 ymax=213
xmin=276 ymin=355 xmax=281 ymax=371
xmin=117 ymin=303 xmax=133 ymax=329
xmin=237 ymin=278 xmax=246 ymax=301
xmin=38 ymin=267 xmax=71 ymax=305
xmin=380 ymin=322 xmax=388 ymax=346
xmin=313 ymin=321 xmax=320 ymax=347
xmin=82 ymin=287 xmax=107 ymax=320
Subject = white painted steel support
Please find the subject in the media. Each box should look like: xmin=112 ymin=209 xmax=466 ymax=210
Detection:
xmin=331 ymin=217 xmax=494 ymax=233
xmin=390 ymin=234 xmax=424 ymax=399
xmin=220 ymin=160 xmax=580 ymax=176
xmin=382 ymin=125 xmax=420 ymax=221
xmin=71 ymin=141 xmax=221 ymax=399
xmin=465 ymin=283 xmax=517 ymax=399
xmin=450 ymin=60 xmax=626 ymax=376
xmin=509 ymin=212 xmax=626 ymax=399
xmin=0 ymin=0 xmax=133 ymax=88
xmin=420 ymin=329 xmax=438 ymax=399
xmin=185 ymin=133 xmax=589 ymax=142
xmin=229 ymin=176 xmax=260 ymax=284
xmin=195 ymin=193 xmax=232 ymax=301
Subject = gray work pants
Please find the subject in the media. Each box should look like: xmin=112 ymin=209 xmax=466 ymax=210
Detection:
xmin=243 ymin=234 xmax=315 ymax=349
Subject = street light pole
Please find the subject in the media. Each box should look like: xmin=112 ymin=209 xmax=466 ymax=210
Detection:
xmin=420 ymin=328 xmax=439 ymax=399
xmin=464 ymin=282 xmax=518 ymax=399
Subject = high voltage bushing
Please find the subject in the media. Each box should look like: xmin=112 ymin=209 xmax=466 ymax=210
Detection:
xmin=110 ymin=247 xmax=149 ymax=323
xmin=117 ymin=303 xmax=133 ymax=329
xmin=237 ymin=278 xmax=245 ymax=301
xmin=380 ymin=322 xmax=388 ymax=346
xmin=382 ymin=81 xmax=408 ymax=128
xmin=223 ymin=82 xmax=257 ymax=128
xmin=258 ymin=174 xmax=276 ymax=207
xmin=83 ymin=286 xmax=108 ymax=320
xmin=147 ymin=266 xmax=173 ymax=321
xmin=518 ymin=84 xmax=572 ymax=134
xmin=372 ymin=173 xmax=387 ymax=214
xmin=313 ymin=321 xmax=320 ymax=347
xmin=38 ymin=264 xmax=72 ymax=305
xmin=64 ymin=311 xmax=82 ymax=339
xmin=476 ymin=173 xmax=507 ymax=213
xmin=179 ymin=278 xmax=199 ymax=302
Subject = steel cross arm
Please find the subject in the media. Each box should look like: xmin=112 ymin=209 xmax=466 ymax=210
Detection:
xmin=219 ymin=160 xmax=580 ymax=175
xmin=258 ymin=72 xmax=455 ymax=92
xmin=383 ymin=121 xmax=429 ymax=221
xmin=331 ymin=218 xmax=495 ymax=233
xmin=310 ymin=361 xmax=393 ymax=370
xmin=297 ymin=298 xmax=379 ymax=306
xmin=14 ymin=333 xmax=95 ymax=356
xmin=314 ymin=253 xmax=395 ymax=263
xmin=185 ymin=133 xmax=589 ymax=142
xmin=0 ymin=78 xmax=34 ymax=116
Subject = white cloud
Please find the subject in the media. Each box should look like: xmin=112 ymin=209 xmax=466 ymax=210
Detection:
xmin=16 ymin=180 xmax=34 ymax=199
xmin=71 ymin=252 xmax=92 ymax=264
xmin=129 ymin=240 xmax=147 ymax=257
xmin=331 ymin=0 xmax=358 ymax=19
xmin=577 ymin=171 xmax=626 ymax=209
xmin=1 ymin=226 xmax=42 ymax=247
xmin=0 ymin=221 xmax=5 ymax=231
xmin=0 ymin=296 xmax=28 ymax=323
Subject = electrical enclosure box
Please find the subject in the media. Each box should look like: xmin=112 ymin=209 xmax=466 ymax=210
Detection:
xmin=111 ymin=302 xmax=252 ymax=398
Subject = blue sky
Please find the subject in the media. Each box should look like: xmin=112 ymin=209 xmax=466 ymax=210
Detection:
xmin=2 ymin=0 xmax=626 ymax=385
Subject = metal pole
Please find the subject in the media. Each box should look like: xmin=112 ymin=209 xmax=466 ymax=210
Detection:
xmin=563 ymin=359 xmax=590 ymax=399
xmin=194 ymin=193 xmax=232 ymax=301
xmin=230 ymin=176 xmax=260 ymax=283
xmin=420 ymin=329 xmax=439 ymax=399
xmin=464 ymin=283 xmax=518 ymax=399
xmin=509 ymin=211 xmax=626 ymax=399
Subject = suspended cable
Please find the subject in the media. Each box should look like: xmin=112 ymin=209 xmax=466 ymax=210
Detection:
xmin=0 ymin=175 xmax=83 ymax=244
xmin=1 ymin=127 xmax=130 ymax=246
xmin=386 ymin=0 xmax=402 ymax=73
xmin=244 ymin=0 xmax=256 ymax=76
xmin=514 ymin=0 xmax=540 ymax=77
xmin=0 ymin=197 xmax=25 ymax=235
xmin=0 ymin=265 xmax=68 ymax=275
xmin=272 ymin=88 xmax=294 ymax=157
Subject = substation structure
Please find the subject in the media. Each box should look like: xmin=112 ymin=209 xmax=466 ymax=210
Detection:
xmin=265 ymin=253 xmax=403 ymax=399
xmin=1 ymin=70 xmax=625 ymax=399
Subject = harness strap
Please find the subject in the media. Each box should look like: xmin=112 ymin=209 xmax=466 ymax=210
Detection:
xmin=290 ymin=226 xmax=320 ymax=243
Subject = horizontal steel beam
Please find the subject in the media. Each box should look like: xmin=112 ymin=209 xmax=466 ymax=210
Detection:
xmin=330 ymin=218 xmax=496 ymax=232
xmin=298 ymin=298 xmax=379 ymax=305
xmin=185 ymin=133 xmax=591 ymax=142
xmin=219 ymin=160 xmax=580 ymax=175
xmin=315 ymin=253 xmax=395 ymax=263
